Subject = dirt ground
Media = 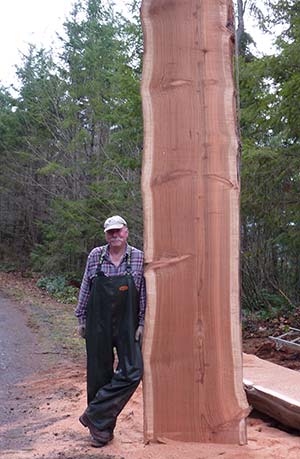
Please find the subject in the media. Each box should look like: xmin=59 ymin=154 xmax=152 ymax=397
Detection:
xmin=1 ymin=271 xmax=300 ymax=459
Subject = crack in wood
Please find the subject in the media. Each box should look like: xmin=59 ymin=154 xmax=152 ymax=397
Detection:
xmin=147 ymin=254 xmax=192 ymax=270
xmin=205 ymin=173 xmax=238 ymax=189
xmin=152 ymin=169 xmax=197 ymax=186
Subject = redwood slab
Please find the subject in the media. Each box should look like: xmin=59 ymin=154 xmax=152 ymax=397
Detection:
xmin=243 ymin=353 xmax=300 ymax=430
xmin=141 ymin=0 xmax=249 ymax=444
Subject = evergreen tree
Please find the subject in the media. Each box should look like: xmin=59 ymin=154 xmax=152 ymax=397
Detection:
xmin=239 ymin=0 xmax=300 ymax=310
xmin=31 ymin=0 xmax=144 ymax=274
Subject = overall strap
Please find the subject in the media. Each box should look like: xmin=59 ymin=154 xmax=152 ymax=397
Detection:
xmin=94 ymin=245 xmax=107 ymax=276
xmin=126 ymin=245 xmax=132 ymax=274
xmin=98 ymin=245 xmax=107 ymax=266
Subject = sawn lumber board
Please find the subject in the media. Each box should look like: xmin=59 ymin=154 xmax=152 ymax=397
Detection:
xmin=243 ymin=353 xmax=300 ymax=430
xmin=141 ymin=0 xmax=249 ymax=444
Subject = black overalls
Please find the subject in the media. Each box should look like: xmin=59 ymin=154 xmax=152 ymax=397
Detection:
xmin=84 ymin=247 xmax=143 ymax=433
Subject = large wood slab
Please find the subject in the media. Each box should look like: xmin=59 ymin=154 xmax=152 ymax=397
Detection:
xmin=141 ymin=0 xmax=249 ymax=444
xmin=244 ymin=353 xmax=300 ymax=430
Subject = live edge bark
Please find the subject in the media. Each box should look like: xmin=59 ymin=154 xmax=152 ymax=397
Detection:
xmin=141 ymin=0 xmax=249 ymax=444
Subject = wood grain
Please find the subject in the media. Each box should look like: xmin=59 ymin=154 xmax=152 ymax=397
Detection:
xmin=141 ymin=0 xmax=249 ymax=443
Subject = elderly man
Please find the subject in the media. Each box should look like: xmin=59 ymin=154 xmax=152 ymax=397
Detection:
xmin=75 ymin=215 xmax=145 ymax=447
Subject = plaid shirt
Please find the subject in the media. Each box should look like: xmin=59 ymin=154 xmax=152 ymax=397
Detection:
xmin=75 ymin=244 xmax=146 ymax=327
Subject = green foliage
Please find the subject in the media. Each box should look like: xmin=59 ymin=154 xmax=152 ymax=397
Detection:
xmin=36 ymin=275 xmax=78 ymax=304
xmin=260 ymin=289 xmax=290 ymax=310
xmin=240 ymin=0 xmax=300 ymax=311
xmin=36 ymin=275 xmax=66 ymax=292
xmin=0 ymin=0 xmax=143 ymax=273
xmin=0 ymin=262 xmax=18 ymax=273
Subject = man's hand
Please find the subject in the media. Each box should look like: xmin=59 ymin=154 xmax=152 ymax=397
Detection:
xmin=78 ymin=324 xmax=86 ymax=339
xmin=135 ymin=325 xmax=144 ymax=345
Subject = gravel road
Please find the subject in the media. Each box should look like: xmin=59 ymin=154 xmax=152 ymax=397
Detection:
xmin=0 ymin=290 xmax=45 ymax=451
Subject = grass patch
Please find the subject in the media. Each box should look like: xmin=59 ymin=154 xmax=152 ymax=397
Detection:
xmin=0 ymin=273 xmax=85 ymax=362
xmin=26 ymin=300 xmax=86 ymax=360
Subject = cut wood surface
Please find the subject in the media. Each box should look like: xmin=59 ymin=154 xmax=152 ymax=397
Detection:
xmin=243 ymin=353 xmax=300 ymax=430
xmin=141 ymin=0 xmax=249 ymax=444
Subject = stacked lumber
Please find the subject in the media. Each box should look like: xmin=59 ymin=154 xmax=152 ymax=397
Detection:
xmin=141 ymin=0 xmax=249 ymax=444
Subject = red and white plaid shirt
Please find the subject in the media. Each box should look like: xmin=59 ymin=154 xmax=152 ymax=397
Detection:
xmin=75 ymin=244 xmax=146 ymax=326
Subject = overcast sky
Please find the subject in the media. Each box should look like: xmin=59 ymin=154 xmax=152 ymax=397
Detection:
xmin=0 ymin=0 xmax=129 ymax=87
xmin=0 ymin=0 xmax=73 ymax=86
xmin=0 ymin=1 xmax=275 ymax=88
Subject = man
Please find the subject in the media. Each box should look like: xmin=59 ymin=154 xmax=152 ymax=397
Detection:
xmin=75 ymin=215 xmax=145 ymax=447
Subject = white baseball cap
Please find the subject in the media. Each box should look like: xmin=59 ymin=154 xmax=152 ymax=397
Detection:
xmin=104 ymin=215 xmax=127 ymax=232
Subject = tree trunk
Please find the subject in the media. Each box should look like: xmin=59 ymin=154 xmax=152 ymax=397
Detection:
xmin=236 ymin=0 xmax=245 ymax=52
xmin=141 ymin=0 xmax=249 ymax=444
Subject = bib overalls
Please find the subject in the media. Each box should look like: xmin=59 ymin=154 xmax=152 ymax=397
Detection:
xmin=83 ymin=248 xmax=143 ymax=434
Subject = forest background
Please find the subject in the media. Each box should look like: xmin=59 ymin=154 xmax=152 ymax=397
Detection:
xmin=0 ymin=0 xmax=299 ymax=319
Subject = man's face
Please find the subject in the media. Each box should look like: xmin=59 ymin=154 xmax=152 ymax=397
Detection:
xmin=105 ymin=226 xmax=128 ymax=248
